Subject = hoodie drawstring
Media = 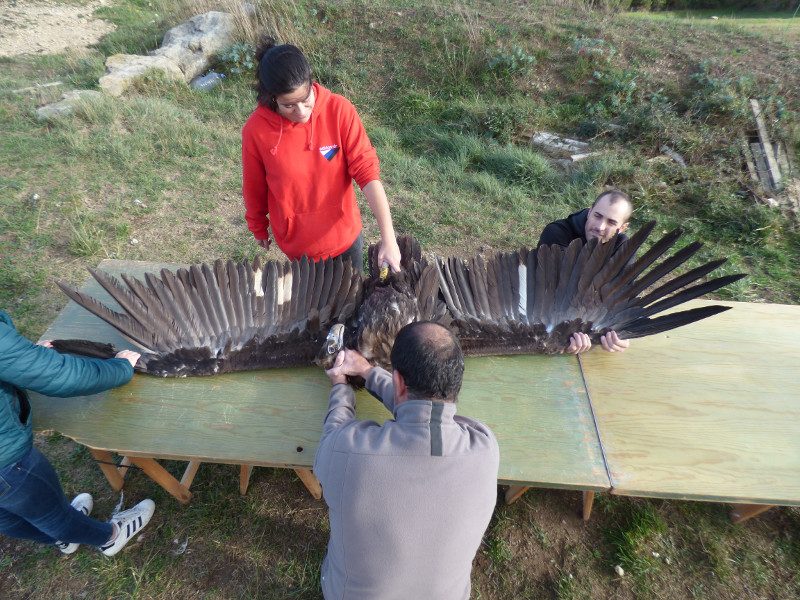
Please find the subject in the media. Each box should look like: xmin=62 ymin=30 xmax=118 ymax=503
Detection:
xmin=270 ymin=115 xmax=314 ymax=155
xmin=270 ymin=119 xmax=283 ymax=156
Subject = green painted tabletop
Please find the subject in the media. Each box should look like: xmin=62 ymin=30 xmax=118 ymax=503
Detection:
xmin=581 ymin=299 xmax=800 ymax=506
xmin=30 ymin=260 xmax=609 ymax=492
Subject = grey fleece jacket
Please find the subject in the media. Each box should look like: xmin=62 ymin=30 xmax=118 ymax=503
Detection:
xmin=313 ymin=367 xmax=500 ymax=600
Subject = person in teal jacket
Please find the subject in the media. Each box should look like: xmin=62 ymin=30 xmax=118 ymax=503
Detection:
xmin=0 ymin=309 xmax=155 ymax=556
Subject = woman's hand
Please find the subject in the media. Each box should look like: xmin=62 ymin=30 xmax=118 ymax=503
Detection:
xmin=115 ymin=349 xmax=141 ymax=368
xmin=377 ymin=237 xmax=401 ymax=273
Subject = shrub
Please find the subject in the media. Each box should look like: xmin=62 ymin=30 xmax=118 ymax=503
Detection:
xmin=485 ymin=44 xmax=536 ymax=77
xmin=217 ymin=41 xmax=257 ymax=76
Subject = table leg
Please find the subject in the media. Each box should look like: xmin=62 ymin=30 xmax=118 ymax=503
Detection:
xmin=118 ymin=456 xmax=133 ymax=479
xmin=90 ymin=449 xmax=126 ymax=492
xmin=240 ymin=465 xmax=254 ymax=495
xmin=294 ymin=468 xmax=322 ymax=499
xmin=181 ymin=461 xmax=202 ymax=488
xmin=729 ymin=503 xmax=774 ymax=524
xmin=582 ymin=491 xmax=595 ymax=521
xmin=130 ymin=457 xmax=193 ymax=505
xmin=505 ymin=485 xmax=530 ymax=505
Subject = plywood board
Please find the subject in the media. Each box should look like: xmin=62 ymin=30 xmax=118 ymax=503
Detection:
xmin=30 ymin=260 xmax=608 ymax=491
xmin=581 ymin=300 xmax=800 ymax=505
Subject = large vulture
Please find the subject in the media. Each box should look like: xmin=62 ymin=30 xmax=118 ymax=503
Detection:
xmin=52 ymin=222 xmax=745 ymax=377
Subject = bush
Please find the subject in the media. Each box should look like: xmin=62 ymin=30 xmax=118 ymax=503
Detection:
xmin=485 ymin=44 xmax=537 ymax=78
xmin=217 ymin=41 xmax=257 ymax=77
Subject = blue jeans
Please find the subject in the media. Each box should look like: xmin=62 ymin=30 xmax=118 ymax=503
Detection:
xmin=0 ymin=446 xmax=113 ymax=546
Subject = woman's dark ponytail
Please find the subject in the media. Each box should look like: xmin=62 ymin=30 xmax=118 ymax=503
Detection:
xmin=254 ymin=37 xmax=312 ymax=110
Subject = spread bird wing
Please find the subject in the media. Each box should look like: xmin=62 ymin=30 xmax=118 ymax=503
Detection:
xmin=436 ymin=221 xmax=746 ymax=356
xmin=55 ymin=255 xmax=362 ymax=377
xmin=53 ymin=228 xmax=746 ymax=376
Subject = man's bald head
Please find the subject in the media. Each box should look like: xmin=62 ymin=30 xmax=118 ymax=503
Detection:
xmin=390 ymin=322 xmax=464 ymax=402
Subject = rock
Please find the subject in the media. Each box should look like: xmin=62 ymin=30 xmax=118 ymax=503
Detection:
xmin=151 ymin=11 xmax=235 ymax=82
xmin=660 ymin=145 xmax=687 ymax=169
xmin=99 ymin=53 xmax=184 ymax=96
xmin=98 ymin=11 xmax=235 ymax=96
xmin=529 ymin=131 xmax=589 ymax=154
xmin=614 ymin=565 xmax=625 ymax=577
xmin=36 ymin=89 xmax=103 ymax=119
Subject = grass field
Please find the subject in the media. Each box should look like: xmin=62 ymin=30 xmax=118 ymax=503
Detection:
xmin=1 ymin=1 xmax=799 ymax=598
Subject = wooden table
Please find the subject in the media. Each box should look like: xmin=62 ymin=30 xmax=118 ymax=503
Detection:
xmin=580 ymin=299 xmax=800 ymax=523
xmin=30 ymin=260 xmax=609 ymax=514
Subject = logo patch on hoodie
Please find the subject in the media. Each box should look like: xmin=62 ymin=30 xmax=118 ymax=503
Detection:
xmin=319 ymin=145 xmax=340 ymax=161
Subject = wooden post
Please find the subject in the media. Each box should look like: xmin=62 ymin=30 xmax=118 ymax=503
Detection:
xmin=180 ymin=460 xmax=202 ymax=488
xmin=294 ymin=468 xmax=322 ymax=499
xmin=750 ymin=99 xmax=782 ymax=190
xmin=740 ymin=137 xmax=759 ymax=184
xmin=582 ymin=491 xmax=595 ymax=521
xmin=130 ymin=457 xmax=193 ymax=505
xmin=117 ymin=456 xmax=132 ymax=479
xmin=751 ymin=142 xmax=770 ymax=190
xmin=240 ymin=465 xmax=254 ymax=495
xmin=504 ymin=485 xmax=531 ymax=505
xmin=729 ymin=503 xmax=774 ymax=524
xmin=90 ymin=448 xmax=126 ymax=492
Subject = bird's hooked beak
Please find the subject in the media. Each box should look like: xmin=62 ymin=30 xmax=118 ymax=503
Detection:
xmin=324 ymin=323 xmax=345 ymax=357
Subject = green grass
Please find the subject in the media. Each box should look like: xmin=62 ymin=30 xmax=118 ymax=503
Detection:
xmin=2 ymin=0 xmax=800 ymax=598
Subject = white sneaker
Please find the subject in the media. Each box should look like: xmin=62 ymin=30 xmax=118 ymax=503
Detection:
xmin=99 ymin=499 xmax=155 ymax=557
xmin=55 ymin=493 xmax=94 ymax=555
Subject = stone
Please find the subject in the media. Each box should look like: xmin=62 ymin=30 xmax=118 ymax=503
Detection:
xmin=151 ymin=11 xmax=235 ymax=82
xmin=36 ymin=89 xmax=103 ymax=120
xmin=98 ymin=11 xmax=235 ymax=96
xmin=99 ymin=53 xmax=184 ymax=97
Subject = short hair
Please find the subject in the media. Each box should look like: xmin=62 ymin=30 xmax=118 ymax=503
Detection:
xmin=390 ymin=322 xmax=465 ymax=402
xmin=592 ymin=189 xmax=632 ymax=220
xmin=255 ymin=37 xmax=313 ymax=111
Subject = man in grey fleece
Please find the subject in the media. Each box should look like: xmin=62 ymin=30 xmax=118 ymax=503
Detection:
xmin=313 ymin=321 xmax=500 ymax=600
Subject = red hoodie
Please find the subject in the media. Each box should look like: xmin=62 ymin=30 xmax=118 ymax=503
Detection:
xmin=241 ymin=83 xmax=381 ymax=261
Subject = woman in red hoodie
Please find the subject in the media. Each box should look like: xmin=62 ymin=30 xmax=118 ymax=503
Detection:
xmin=242 ymin=39 xmax=401 ymax=273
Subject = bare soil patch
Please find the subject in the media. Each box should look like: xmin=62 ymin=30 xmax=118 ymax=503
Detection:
xmin=0 ymin=0 xmax=115 ymax=58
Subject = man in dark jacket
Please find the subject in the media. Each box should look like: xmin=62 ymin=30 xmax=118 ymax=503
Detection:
xmin=0 ymin=309 xmax=155 ymax=556
xmin=537 ymin=190 xmax=633 ymax=354
xmin=538 ymin=189 xmax=633 ymax=249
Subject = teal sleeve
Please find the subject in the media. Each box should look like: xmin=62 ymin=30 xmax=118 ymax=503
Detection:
xmin=0 ymin=322 xmax=134 ymax=397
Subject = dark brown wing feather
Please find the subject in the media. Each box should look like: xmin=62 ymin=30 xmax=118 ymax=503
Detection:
xmin=436 ymin=224 xmax=745 ymax=355
xmin=55 ymin=254 xmax=363 ymax=377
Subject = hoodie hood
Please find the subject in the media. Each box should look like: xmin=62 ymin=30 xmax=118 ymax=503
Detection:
xmin=566 ymin=207 xmax=590 ymax=242
xmin=253 ymin=82 xmax=330 ymax=155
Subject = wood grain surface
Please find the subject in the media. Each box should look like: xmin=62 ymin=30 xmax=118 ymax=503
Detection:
xmin=581 ymin=299 xmax=800 ymax=505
